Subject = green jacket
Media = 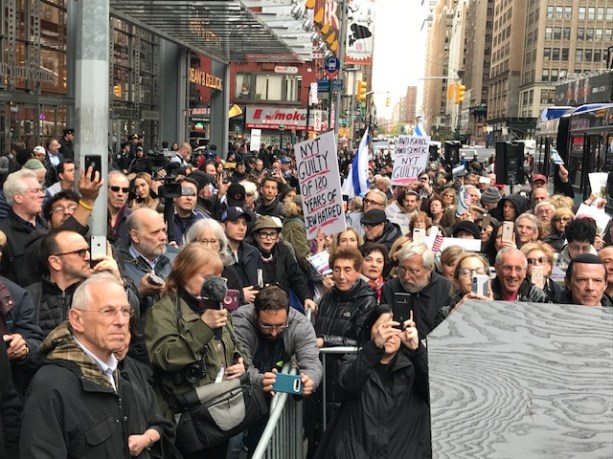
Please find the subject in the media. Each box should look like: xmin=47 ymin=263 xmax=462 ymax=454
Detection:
xmin=282 ymin=215 xmax=311 ymax=272
xmin=145 ymin=291 xmax=251 ymax=415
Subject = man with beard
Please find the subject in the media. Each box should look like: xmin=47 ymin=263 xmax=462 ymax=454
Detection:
xmin=232 ymin=285 xmax=321 ymax=453
xmin=381 ymin=242 xmax=452 ymax=338
xmin=115 ymin=208 xmax=175 ymax=361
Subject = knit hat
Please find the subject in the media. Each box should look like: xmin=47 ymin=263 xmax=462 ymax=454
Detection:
xmin=481 ymin=187 xmax=501 ymax=204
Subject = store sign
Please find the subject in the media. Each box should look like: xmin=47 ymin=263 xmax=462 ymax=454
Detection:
xmin=274 ymin=66 xmax=298 ymax=74
xmin=246 ymin=106 xmax=308 ymax=129
xmin=189 ymin=68 xmax=223 ymax=90
xmin=0 ymin=62 xmax=56 ymax=85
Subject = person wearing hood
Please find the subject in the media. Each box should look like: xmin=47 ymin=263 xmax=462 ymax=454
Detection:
xmin=361 ymin=208 xmax=402 ymax=251
xmin=491 ymin=193 xmax=529 ymax=223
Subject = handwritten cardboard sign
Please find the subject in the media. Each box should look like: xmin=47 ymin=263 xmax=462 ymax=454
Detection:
xmin=391 ymin=135 xmax=430 ymax=185
xmin=295 ymin=131 xmax=347 ymax=239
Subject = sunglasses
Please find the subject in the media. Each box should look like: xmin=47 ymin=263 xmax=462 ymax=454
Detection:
xmin=527 ymin=257 xmax=547 ymax=265
xmin=53 ymin=248 xmax=89 ymax=258
xmin=110 ymin=186 xmax=129 ymax=193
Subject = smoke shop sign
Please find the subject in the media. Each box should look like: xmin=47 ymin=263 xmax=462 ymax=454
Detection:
xmin=0 ymin=62 xmax=56 ymax=85
xmin=245 ymin=106 xmax=308 ymax=129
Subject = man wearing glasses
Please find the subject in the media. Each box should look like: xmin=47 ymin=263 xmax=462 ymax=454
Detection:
xmin=232 ymin=285 xmax=321 ymax=454
xmin=21 ymin=273 xmax=134 ymax=457
xmin=381 ymin=242 xmax=452 ymax=338
xmin=347 ymin=189 xmax=387 ymax=236
xmin=107 ymin=171 xmax=132 ymax=245
xmin=491 ymin=248 xmax=549 ymax=302
xmin=170 ymin=177 xmax=206 ymax=246
xmin=28 ymin=229 xmax=130 ymax=338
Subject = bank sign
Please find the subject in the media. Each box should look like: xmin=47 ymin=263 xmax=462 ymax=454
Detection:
xmin=245 ymin=106 xmax=308 ymax=130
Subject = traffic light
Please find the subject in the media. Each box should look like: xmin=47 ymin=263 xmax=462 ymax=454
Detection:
xmin=357 ymin=81 xmax=367 ymax=101
xmin=455 ymin=84 xmax=466 ymax=104
xmin=447 ymin=82 xmax=456 ymax=100
xmin=385 ymin=96 xmax=391 ymax=107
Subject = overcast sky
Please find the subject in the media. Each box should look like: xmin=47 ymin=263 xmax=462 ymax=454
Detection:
xmin=372 ymin=0 xmax=426 ymax=114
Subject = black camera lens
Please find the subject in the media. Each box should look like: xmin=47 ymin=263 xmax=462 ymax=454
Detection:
xmin=183 ymin=359 xmax=206 ymax=384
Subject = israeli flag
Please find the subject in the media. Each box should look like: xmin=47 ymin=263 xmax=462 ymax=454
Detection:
xmin=415 ymin=118 xmax=426 ymax=137
xmin=342 ymin=128 xmax=370 ymax=199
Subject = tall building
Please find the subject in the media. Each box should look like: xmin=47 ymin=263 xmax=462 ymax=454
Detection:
xmin=405 ymin=86 xmax=418 ymax=125
xmin=464 ymin=0 xmax=494 ymax=145
xmin=423 ymin=0 xmax=456 ymax=136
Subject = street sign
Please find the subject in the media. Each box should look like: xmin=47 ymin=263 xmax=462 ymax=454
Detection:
xmin=317 ymin=79 xmax=343 ymax=93
xmin=324 ymin=56 xmax=340 ymax=77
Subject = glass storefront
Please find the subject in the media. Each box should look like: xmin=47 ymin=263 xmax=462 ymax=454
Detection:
xmin=0 ymin=1 xmax=161 ymax=155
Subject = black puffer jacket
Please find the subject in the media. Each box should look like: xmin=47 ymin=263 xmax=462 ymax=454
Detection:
xmin=491 ymin=277 xmax=550 ymax=302
xmin=315 ymin=279 xmax=377 ymax=404
xmin=26 ymin=278 xmax=80 ymax=337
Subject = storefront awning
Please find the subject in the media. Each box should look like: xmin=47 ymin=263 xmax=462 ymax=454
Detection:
xmin=109 ymin=0 xmax=315 ymax=64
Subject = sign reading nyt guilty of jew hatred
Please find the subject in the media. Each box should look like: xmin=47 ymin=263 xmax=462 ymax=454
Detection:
xmin=391 ymin=135 xmax=431 ymax=185
xmin=295 ymin=131 xmax=347 ymax=240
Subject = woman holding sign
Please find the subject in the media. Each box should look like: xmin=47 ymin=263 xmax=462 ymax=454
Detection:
xmin=315 ymin=305 xmax=431 ymax=459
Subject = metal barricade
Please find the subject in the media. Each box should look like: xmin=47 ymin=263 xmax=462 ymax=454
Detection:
xmin=318 ymin=346 xmax=359 ymax=431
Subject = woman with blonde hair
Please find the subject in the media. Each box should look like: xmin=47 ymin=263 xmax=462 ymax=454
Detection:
xmin=129 ymin=172 xmax=161 ymax=211
xmin=542 ymin=208 xmax=574 ymax=252
xmin=520 ymin=241 xmax=562 ymax=302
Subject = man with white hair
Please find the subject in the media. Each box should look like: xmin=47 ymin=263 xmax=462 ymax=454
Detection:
xmin=0 ymin=169 xmax=46 ymax=286
xmin=380 ymin=242 xmax=452 ymax=337
xmin=534 ymin=201 xmax=555 ymax=226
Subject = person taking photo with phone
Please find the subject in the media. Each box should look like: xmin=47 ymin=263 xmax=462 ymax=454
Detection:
xmin=314 ymin=305 xmax=431 ymax=459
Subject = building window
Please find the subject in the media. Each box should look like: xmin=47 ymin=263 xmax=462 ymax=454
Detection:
xmin=552 ymin=48 xmax=560 ymax=60
xmin=595 ymin=29 xmax=603 ymax=41
xmin=585 ymin=49 xmax=593 ymax=62
xmin=253 ymin=74 xmax=301 ymax=102
xmin=546 ymin=6 xmax=554 ymax=19
xmin=586 ymin=28 xmax=593 ymax=41
xmin=541 ymin=69 xmax=550 ymax=81
xmin=587 ymin=7 xmax=595 ymax=20
xmin=596 ymin=7 xmax=604 ymax=20
xmin=594 ymin=49 xmax=602 ymax=63
xmin=563 ymin=27 xmax=571 ymax=40
xmin=578 ymin=7 xmax=586 ymax=20
xmin=553 ymin=27 xmax=561 ymax=40
xmin=561 ymin=48 xmax=569 ymax=61
xmin=577 ymin=28 xmax=584 ymax=40
xmin=544 ymin=48 xmax=551 ymax=60
xmin=575 ymin=49 xmax=583 ymax=62
xmin=564 ymin=7 xmax=572 ymax=19
xmin=607 ymin=8 xmax=613 ymax=21
xmin=606 ymin=29 xmax=613 ymax=42
xmin=235 ymin=73 xmax=252 ymax=99
xmin=545 ymin=27 xmax=552 ymax=39
xmin=555 ymin=6 xmax=563 ymax=19
xmin=551 ymin=69 xmax=558 ymax=81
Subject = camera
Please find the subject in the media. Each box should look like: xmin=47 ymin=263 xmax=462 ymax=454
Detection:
xmin=183 ymin=357 xmax=207 ymax=384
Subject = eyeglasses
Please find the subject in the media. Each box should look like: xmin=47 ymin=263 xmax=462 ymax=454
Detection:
xmin=458 ymin=267 xmax=487 ymax=277
xmin=53 ymin=248 xmax=89 ymax=258
xmin=527 ymin=257 xmax=547 ymax=265
xmin=500 ymin=265 xmax=525 ymax=273
xmin=80 ymin=306 xmax=133 ymax=319
xmin=398 ymin=265 xmax=423 ymax=277
xmin=258 ymin=231 xmax=279 ymax=240
xmin=363 ymin=198 xmax=385 ymax=206
xmin=110 ymin=186 xmax=129 ymax=193
xmin=52 ymin=204 xmax=78 ymax=214
xmin=197 ymin=238 xmax=219 ymax=246
xmin=24 ymin=187 xmax=44 ymax=195
xmin=258 ymin=321 xmax=288 ymax=332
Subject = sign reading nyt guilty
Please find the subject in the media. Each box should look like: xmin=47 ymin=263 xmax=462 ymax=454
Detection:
xmin=295 ymin=131 xmax=347 ymax=240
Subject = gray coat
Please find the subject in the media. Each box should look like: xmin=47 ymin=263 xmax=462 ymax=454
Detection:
xmin=232 ymin=304 xmax=323 ymax=388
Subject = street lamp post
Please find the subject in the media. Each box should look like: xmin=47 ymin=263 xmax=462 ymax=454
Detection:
xmin=333 ymin=0 xmax=348 ymax=136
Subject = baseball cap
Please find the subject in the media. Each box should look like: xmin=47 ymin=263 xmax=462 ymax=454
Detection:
xmin=531 ymin=174 xmax=547 ymax=184
xmin=223 ymin=206 xmax=252 ymax=223
xmin=33 ymin=146 xmax=46 ymax=155
xmin=227 ymin=184 xmax=246 ymax=207
xmin=280 ymin=156 xmax=291 ymax=164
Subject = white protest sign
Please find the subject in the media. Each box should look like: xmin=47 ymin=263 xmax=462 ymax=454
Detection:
xmin=391 ymin=135 xmax=430 ymax=185
xmin=250 ymin=129 xmax=261 ymax=151
xmin=295 ymin=131 xmax=347 ymax=240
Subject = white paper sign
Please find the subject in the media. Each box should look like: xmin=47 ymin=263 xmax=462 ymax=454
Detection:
xmin=250 ymin=129 xmax=261 ymax=151
xmin=588 ymin=172 xmax=608 ymax=198
xmin=440 ymin=237 xmax=482 ymax=252
xmin=576 ymin=204 xmax=611 ymax=236
xmin=391 ymin=135 xmax=430 ymax=185
xmin=295 ymin=131 xmax=347 ymax=239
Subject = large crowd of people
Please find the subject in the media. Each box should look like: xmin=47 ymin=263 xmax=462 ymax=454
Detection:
xmin=0 ymin=134 xmax=611 ymax=458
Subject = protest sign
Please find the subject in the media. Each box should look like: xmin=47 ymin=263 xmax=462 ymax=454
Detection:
xmin=391 ymin=135 xmax=430 ymax=185
xmin=295 ymin=131 xmax=347 ymax=239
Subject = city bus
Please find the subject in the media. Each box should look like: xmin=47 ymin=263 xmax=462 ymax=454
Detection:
xmin=536 ymin=103 xmax=613 ymax=200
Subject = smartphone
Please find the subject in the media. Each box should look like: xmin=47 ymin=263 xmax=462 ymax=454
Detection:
xmin=502 ymin=221 xmax=514 ymax=242
xmin=148 ymin=273 xmax=164 ymax=287
xmin=84 ymin=154 xmax=102 ymax=182
xmin=272 ymin=373 xmax=303 ymax=395
xmin=471 ymin=274 xmax=490 ymax=296
xmin=531 ymin=265 xmax=545 ymax=289
xmin=223 ymin=289 xmax=240 ymax=311
xmin=393 ymin=292 xmax=412 ymax=330
xmin=90 ymin=235 xmax=107 ymax=268
xmin=413 ymin=228 xmax=426 ymax=243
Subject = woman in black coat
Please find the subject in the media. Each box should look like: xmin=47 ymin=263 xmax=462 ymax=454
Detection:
xmin=315 ymin=304 xmax=431 ymax=459
xmin=0 ymin=338 xmax=21 ymax=458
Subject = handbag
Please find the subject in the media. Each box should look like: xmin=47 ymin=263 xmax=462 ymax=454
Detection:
xmin=174 ymin=373 xmax=268 ymax=454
